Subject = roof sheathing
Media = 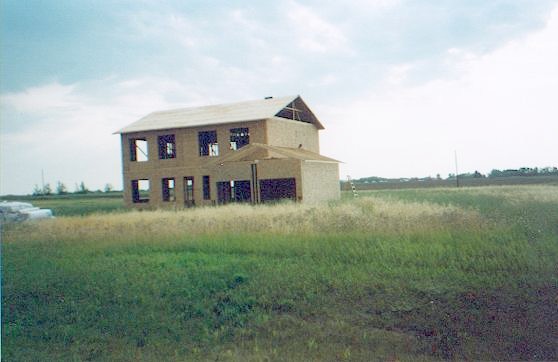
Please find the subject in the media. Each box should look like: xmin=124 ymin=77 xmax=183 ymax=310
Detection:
xmin=208 ymin=143 xmax=340 ymax=165
xmin=115 ymin=95 xmax=324 ymax=134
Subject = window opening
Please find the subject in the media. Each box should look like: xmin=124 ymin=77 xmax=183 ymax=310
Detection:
xmin=229 ymin=128 xmax=250 ymax=150
xmin=209 ymin=143 xmax=219 ymax=156
xmin=203 ymin=175 xmax=211 ymax=200
xmin=131 ymin=179 xmax=150 ymax=203
xmin=162 ymin=178 xmax=175 ymax=201
xmin=130 ymin=138 xmax=148 ymax=162
xmin=158 ymin=135 xmax=176 ymax=159
xmin=184 ymin=177 xmax=194 ymax=207
xmin=198 ymin=131 xmax=219 ymax=156
xmin=217 ymin=181 xmax=232 ymax=204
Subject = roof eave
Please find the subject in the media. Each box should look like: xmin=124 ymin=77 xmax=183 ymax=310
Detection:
xmin=114 ymin=117 xmax=268 ymax=135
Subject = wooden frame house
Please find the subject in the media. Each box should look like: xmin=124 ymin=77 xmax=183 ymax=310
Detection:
xmin=115 ymin=95 xmax=340 ymax=208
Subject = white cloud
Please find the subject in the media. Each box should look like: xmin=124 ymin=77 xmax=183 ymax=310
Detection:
xmin=1 ymin=83 xmax=80 ymax=114
xmin=321 ymin=5 xmax=558 ymax=179
xmin=386 ymin=64 xmax=414 ymax=85
xmin=126 ymin=10 xmax=201 ymax=49
xmin=287 ymin=1 xmax=349 ymax=53
xmin=0 ymin=77 xmax=194 ymax=194
xmin=348 ymin=0 xmax=401 ymax=10
xmin=166 ymin=14 xmax=199 ymax=48
xmin=229 ymin=9 xmax=259 ymax=32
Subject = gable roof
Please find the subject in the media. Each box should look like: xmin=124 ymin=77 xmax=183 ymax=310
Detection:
xmin=115 ymin=95 xmax=324 ymax=134
xmin=208 ymin=143 xmax=340 ymax=165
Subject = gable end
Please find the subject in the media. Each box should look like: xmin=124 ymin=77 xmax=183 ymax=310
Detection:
xmin=274 ymin=96 xmax=324 ymax=130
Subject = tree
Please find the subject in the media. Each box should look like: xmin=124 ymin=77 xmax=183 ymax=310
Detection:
xmin=43 ymin=183 xmax=52 ymax=195
xmin=489 ymin=169 xmax=503 ymax=178
xmin=56 ymin=181 xmax=67 ymax=195
xmin=32 ymin=184 xmax=43 ymax=196
xmin=79 ymin=181 xmax=88 ymax=194
xmin=104 ymin=183 xmax=113 ymax=193
xmin=76 ymin=181 xmax=89 ymax=194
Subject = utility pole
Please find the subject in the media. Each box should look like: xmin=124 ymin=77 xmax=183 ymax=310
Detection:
xmin=454 ymin=151 xmax=459 ymax=188
xmin=41 ymin=169 xmax=45 ymax=190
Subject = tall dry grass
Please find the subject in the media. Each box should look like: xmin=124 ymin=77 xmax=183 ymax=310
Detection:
xmin=6 ymin=197 xmax=487 ymax=244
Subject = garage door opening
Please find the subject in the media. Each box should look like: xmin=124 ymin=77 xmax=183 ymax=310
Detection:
xmin=259 ymin=178 xmax=296 ymax=203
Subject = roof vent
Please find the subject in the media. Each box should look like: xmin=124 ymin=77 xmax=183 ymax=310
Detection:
xmin=264 ymin=96 xmax=273 ymax=99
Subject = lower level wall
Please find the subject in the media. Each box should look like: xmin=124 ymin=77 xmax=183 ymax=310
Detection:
xmin=123 ymin=166 xmax=216 ymax=209
xmin=123 ymin=159 xmax=340 ymax=208
xmin=122 ymin=158 xmax=305 ymax=209
xmin=301 ymin=161 xmax=340 ymax=203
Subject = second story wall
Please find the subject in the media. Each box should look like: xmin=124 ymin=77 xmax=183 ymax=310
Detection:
xmin=122 ymin=120 xmax=267 ymax=172
xmin=265 ymin=117 xmax=320 ymax=153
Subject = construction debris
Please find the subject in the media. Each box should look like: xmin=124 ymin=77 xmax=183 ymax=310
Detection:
xmin=0 ymin=201 xmax=54 ymax=223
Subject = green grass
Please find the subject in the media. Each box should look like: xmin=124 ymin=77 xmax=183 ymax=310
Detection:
xmin=30 ymin=197 xmax=124 ymax=216
xmin=1 ymin=193 xmax=124 ymax=216
xmin=2 ymin=186 xmax=557 ymax=360
xmin=358 ymin=186 xmax=558 ymax=243
xmin=346 ymin=174 xmax=558 ymax=190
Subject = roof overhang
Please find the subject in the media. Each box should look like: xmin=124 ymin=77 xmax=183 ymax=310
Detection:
xmin=207 ymin=143 xmax=341 ymax=166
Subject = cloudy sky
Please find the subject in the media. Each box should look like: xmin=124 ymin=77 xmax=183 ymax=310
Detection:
xmin=1 ymin=0 xmax=557 ymax=195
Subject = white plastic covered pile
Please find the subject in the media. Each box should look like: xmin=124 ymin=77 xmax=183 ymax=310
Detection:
xmin=0 ymin=201 xmax=54 ymax=222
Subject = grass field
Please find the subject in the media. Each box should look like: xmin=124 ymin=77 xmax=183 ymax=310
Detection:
xmin=345 ymin=175 xmax=558 ymax=190
xmin=2 ymin=185 xmax=557 ymax=360
xmin=1 ymin=192 xmax=124 ymax=216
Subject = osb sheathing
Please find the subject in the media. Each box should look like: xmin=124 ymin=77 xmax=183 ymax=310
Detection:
xmin=265 ymin=117 xmax=319 ymax=153
xmin=301 ymin=161 xmax=341 ymax=203
xmin=213 ymin=158 xmax=303 ymax=200
xmin=122 ymin=120 xmax=267 ymax=174
xmin=121 ymin=118 xmax=336 ymax=209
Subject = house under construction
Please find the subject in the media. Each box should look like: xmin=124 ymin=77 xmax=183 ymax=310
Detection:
xmin=115 ymin=95 xmax=340 ymax=208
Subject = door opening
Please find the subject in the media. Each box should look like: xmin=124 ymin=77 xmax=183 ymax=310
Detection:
xmin=217 ymin=180 xmax=251 ymax=204
xmin=184 ymin=176 xmax=195 ymax=207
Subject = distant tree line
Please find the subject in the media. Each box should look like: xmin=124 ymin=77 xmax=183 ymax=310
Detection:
xmin=352 ymin=166 xmax=558 ymax=184
xmin=488 ymin=167 xmax=558 ymax=178
xmin=32 ymin=181 xmax=115 ymax=196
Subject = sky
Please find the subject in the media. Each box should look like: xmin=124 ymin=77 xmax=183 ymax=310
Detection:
xmin=1 ymin=0 xmax=557 ymax=195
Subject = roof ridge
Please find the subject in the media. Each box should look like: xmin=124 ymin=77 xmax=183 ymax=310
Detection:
xmin=151 ymin=95 xmax=299 ymax=115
